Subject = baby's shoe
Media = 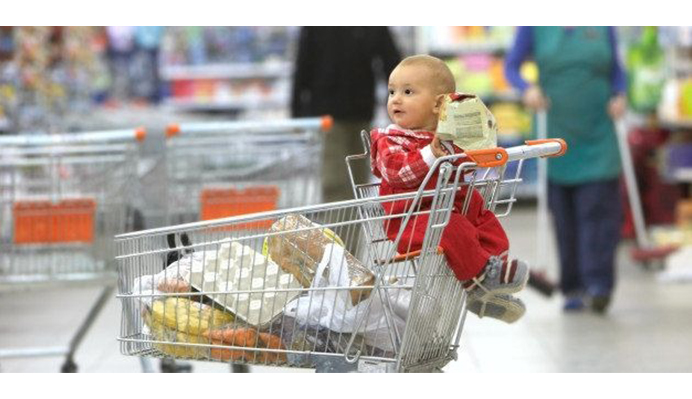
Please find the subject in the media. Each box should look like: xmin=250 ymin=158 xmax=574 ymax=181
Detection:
xmin=466 ymin=293 xmax=526 ymax=324
xmin=464 ymin=257 xmax=530 ymax=299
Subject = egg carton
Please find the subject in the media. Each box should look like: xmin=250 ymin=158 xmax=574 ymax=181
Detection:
xmin=188 ymin=240 xmax=302 ymax=328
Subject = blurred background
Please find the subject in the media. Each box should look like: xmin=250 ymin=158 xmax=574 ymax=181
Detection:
xmin=1 ymin=26 xmax=691 ymax=373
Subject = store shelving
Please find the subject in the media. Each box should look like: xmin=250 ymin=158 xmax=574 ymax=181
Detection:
xmin=417 ymin=27 xmax=537 ymax=198
xmin=161 ymin=61 xmax=292 ymax=81
xmin=160 ymin=27 xmax=297 ymax=114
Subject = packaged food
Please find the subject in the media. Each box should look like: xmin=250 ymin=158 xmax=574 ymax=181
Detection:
xmin=265 ymin=214 xmax=375 ymax=305
xmin=187 ymin=241 xmax=302 ymax=328
xmin=436 ymin=93 xmax=498 ymax=151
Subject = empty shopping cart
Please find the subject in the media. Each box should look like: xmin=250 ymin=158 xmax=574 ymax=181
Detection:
xmin=0 ymin=128 xmax=147 ymax=372
xmin=163 ymin=116 xmax=331 ymax=226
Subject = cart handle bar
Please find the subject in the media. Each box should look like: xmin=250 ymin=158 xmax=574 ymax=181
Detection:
xmin=462 ymin=138 xmax=566 ymax=168
xmin=524 ymin=138 xmax=567 ymax=157
xmin=0 ymin=127 xmax=146 ymax=146
xmin=166 ymin=116 xmax=333 ymax=138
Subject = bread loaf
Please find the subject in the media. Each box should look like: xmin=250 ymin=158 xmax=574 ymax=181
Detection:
xmin=266 ymin=214 xmax=375 ymax=305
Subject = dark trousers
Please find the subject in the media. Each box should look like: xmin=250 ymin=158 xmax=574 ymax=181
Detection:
xmin=548 ymin=179 xmax=622 ymax=297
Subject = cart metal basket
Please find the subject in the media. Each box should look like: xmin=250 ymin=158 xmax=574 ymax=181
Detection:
xmin=116 ymin=138 xmax=565 ymax=373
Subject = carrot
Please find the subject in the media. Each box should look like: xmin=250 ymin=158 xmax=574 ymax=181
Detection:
xmin=204 ymin=327 xmax=258 ymax=347
xmin=257 ymin=332 xmax=287 ymax=363
xmin=210 ymin=339 xmax=247 ymax=362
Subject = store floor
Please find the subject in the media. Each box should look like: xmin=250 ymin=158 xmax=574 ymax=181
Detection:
xmin=1 ymin=205 xmax=691 ymax=373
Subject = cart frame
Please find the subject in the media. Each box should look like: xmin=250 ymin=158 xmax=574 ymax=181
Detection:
xmin=115 ymin=138 xmax=565 ymax=373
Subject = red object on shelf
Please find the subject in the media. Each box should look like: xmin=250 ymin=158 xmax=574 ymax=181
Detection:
xmin=200 ymin=186 xmax=279 ymax=230
xmin=13 ymin=199 xmax=96 ymax=244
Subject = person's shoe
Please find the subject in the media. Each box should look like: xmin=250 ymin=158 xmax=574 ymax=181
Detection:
xmin=466 ymin=293 xmax=526 ymax=324
xmin=563 ymin=296 xmax=586 ymax=312
xmin=465 ymin=257 xmax=530 ymax=299
xmin=589 ymin=295 xmax=611 ymax=315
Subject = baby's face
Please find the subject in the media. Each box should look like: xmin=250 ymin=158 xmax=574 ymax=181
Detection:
xmin=387 ymin=64 xmax=441 ymax=131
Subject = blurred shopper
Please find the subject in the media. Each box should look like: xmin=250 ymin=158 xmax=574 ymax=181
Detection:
xmin=133 ymin=26 xmax=165 ymax=104
xmin=291 ymin=27 xmax=401 ymax=202
xmin=105 ymin=26 xmax=136 ymax=104
xmin=505 ymin=27 xmax=627 ymax=314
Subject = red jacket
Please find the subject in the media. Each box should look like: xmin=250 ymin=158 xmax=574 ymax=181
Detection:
xmin=370 ymin=125 xmax=509 ymax=281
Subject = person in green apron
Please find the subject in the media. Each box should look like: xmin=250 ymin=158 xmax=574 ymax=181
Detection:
xmin=505 ymin=27 xmax=627 ymax=313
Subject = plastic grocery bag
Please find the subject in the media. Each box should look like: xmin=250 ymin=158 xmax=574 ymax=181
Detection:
xmin=284 ymin=243 xmax=410 ymax=352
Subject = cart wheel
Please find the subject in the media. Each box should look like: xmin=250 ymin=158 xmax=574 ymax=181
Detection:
xmin=230 ymin=364 xmax=249 ymax=373
xmin=160 ymin=358 xmax=192 ymax=373
xmin=61 ymin=359 xmax=78 ymax=373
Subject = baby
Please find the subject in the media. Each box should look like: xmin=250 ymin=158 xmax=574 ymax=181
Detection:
xmin=370 ymin=55 xmax=529 ymax=323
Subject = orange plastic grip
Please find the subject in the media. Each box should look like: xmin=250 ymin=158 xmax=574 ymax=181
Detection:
xmin=320 ymin=115 xmax=333 ymax=132
xmin=464 ymin=148 xmax=509 ymax=168
xmin=135 ymin=127 xmax=147 ymax=142
xmin=389 ymin=246 xmax=445 ymax=264
xmin=166 ymin=123 xmax=181 ymax=138
xmin=525 ymin=138 xmax=568 ymax=157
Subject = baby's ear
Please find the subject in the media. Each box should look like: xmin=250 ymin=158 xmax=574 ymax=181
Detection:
xmin=433 ymin=94 xmax=446 ymax=114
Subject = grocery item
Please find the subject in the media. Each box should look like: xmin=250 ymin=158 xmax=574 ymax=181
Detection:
xmin=265 ymin=214 xmax=375 ymax=305
xmin=187 ymin=241 xmax=302 ymax=328
xmin=142 ymin=297 xmax=234 ymax=359
xmin=627 ymin=27 xmax=666 ymax=114
xmin=436 ymin=93 xmax=498 ymax=151
xmin=680 ymin=78 xmax=692 ymax=117
xmin=204 ymin=327 xmax=286 ymax=363
xmin=149 ymin=297 xmax=233 ymax=336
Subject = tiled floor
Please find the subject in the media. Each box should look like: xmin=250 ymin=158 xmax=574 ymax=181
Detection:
xmin=1 ymin=205 xmax=691 ymax=373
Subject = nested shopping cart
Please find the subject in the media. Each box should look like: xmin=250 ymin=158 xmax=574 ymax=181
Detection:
xmin=115 ymin=138 xmax=565 ymax=373
xmin=0 ymin=128 xmax=148 ymax=372
xmin=163 ymin=117 xmax=331 ymax=226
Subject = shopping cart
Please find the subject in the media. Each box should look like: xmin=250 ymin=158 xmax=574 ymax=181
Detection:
xmin=115 ymin=138 xmax=565 ymax=373
xmin=615 ymin=119 xmax=680 ymax=268
xmin=0 ymin=127 xmax=150 ymax=372
xmin=163 ymin=116 xmax=331 ymax=226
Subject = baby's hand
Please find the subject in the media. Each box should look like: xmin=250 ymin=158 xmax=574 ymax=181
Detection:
xmin=431 ymin=135 xmax=451 ymax=158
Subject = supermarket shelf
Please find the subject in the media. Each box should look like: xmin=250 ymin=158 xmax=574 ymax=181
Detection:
xmin=659 ymin=115 xmax=692 ymax=130
xmin=163 ymin=96 xmax=288 ymax=111
xmin=161 ymin=62 xmax=293 ymax=81
xmin=481 ymin=91 xmax=522 ymax=103
xmin=0 ymin=117 xmax=10 ymax=131
xmin=429 ymin=41 xmax=510 ymax=57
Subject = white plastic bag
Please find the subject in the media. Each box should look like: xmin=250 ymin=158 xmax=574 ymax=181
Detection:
xmin=284 ymin=243 xmax=410 ymax=352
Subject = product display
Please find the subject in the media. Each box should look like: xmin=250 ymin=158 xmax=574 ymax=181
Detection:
xmin=160 ymin=27 xmax=297 ymax=112
xmin=627 ymin=27 xmax=666 ymax=114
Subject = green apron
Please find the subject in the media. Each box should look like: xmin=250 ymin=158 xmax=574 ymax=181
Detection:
xmin=533 ymin=26 xmax=621 ymax=185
